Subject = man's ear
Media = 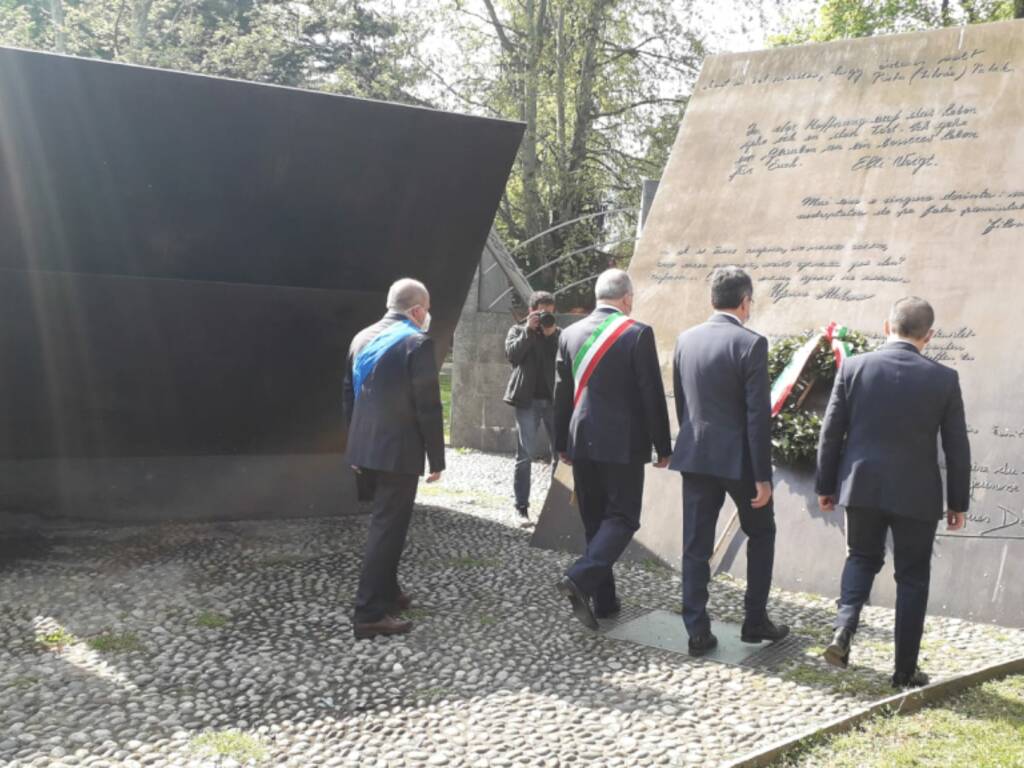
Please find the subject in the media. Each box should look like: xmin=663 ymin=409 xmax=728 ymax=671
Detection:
xmin=883 ymin=319 xmax=891 ymax=336
xmin=923 ymin=328 xmax=935 ymax=345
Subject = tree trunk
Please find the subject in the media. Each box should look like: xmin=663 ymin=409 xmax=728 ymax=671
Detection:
xmin=557 ymin=0 xmax=611 ymax=226
xmin=519 ymin=0 xmax=549 ymax=275
xmin=555 ymin=3 xmax=567 ymax=162
xmin=49 ymin=0 xmax=66 ymax=53
xmin=130 ymin=0 xmax=154 ymax=63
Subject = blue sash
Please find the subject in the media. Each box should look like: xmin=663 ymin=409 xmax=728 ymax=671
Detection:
xmin=353 ymin=319 xmax=421 ymax=400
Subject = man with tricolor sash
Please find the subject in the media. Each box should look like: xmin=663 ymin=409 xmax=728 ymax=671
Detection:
xmin=343 ymin=279 xmax=445 ymax=640
xmin=671 ymin=266 xmax=788 ymax=656
xmin=553 ymin=269 xmax=672 ymax=630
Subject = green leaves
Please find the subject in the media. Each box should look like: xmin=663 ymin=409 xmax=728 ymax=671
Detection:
xmin=770 ymin=0 xmax=1017 ymax=47
xmin=0 ymin=1 xmax=427 ymax=104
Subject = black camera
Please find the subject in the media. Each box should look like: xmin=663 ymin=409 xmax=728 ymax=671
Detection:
xmin=538 ymin=312 xmax=556 ymax=328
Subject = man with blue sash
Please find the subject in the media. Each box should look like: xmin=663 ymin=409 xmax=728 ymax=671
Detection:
xmin=343 ymin=278 xmax=445 ymax=639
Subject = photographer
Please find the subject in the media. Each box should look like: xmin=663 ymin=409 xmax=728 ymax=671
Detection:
xmin=503 ymin=291 xmax=560 ymax=522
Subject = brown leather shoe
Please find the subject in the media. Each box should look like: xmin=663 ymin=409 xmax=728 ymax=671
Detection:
xmin=353 ymin=615 xmax=413 ymax=640
xmin=396 ymin=592 xmax=412 ymax=611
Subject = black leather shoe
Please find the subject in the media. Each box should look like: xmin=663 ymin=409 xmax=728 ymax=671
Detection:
xmin=688 ymin=631 xmax=718 ymax=657
xmin=353 ymin=615 xmax=413 ymax=640
xmin=594 ymin=600 xmax=621 ymax=620
xmin=556 ymin=577 xmax=598 ymax=630
xmin=741 ymin=617 xmax=790 ymax=643
xmin=892 ymin=668 xmax=930 ymax=689
xmin=823 ymin=628 xmax=853 ymax=668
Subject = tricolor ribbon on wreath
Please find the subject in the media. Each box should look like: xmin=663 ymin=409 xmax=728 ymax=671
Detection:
xmin=769 ymin=321 xmax=853 ymax=417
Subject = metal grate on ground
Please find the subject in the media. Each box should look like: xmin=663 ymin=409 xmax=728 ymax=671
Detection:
xmin=600 ymin=608 xmax=817 ymax=669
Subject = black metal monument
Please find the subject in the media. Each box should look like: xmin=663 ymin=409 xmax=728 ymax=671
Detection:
xmin=0 ymin=47 xmax=523 ymax=527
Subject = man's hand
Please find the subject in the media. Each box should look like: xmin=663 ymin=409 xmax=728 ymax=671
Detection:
xmin=751 ymin=481 xmax=772 ymax=509
xmin=426 ymin=471 xmax=442 ymax=483
xmin=526 ymin=312 xmax=541 ymax=332
xmin=654 ymin=456 xmax=670 ymax=469
xmin=818 ymin=495 xmax=836 ymax=512
xmin=947 ymin=510 xmax=966 ymax=531
xmin=559 ymin=452 xmax=572 ymax=466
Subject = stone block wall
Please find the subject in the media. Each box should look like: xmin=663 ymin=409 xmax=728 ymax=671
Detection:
xmin=450 ymin=301 xmax=520 ymax=454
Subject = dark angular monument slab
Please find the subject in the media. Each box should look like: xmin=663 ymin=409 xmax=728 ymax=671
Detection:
xmin=0 ymin=47 xmax=523 ymax=527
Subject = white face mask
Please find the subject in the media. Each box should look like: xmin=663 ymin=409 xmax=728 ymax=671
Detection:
xmin=407 ymin=306 xmax=431 ymax=333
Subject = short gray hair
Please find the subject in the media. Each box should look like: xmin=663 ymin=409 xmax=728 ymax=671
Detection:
xmin=386 ymin=278 xmax=429 ymax=312
xmin=710 ymin=266 xmax=753 ymax=309
xmin=889 ymin=296 xmax=934 ymax=339
xmin=594 ymin=269 xmax=633 ymax=301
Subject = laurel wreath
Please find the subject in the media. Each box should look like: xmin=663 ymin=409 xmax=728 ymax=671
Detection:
xmin=768 ymin=329 xmax=876 ymax=466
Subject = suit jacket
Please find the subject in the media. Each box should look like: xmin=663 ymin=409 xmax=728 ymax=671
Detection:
xmin=343 ymin=312 xmax=445 ymax=476
xmin=670 ymin=313 xmax=773 ymax=482
xmin=816 ymin=340 xmax=970 ymax=520
xmin=553 ymin=306 xmax=672 ymax=464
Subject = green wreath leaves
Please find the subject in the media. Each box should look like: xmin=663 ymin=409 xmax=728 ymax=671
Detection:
xmin=767 ymin=329 xmax=876 ymax=466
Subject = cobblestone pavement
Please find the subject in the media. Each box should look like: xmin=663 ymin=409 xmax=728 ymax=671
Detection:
xmin=2 ymin=450 xmax=1022 ymax=767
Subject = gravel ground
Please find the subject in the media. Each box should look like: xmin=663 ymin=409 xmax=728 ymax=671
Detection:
xmin=1 ymin=449 xmax=1021 ymax=768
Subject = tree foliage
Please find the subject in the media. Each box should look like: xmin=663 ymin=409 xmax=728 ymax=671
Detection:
xmin=421 ymin=0 xmax=705 ymax=307
xmin=772 ymin=0 xmax=1019 ymax=46
xmin=0 ymin=1 xmax=426 ymax=102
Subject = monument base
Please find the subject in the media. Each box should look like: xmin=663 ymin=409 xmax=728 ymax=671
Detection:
xmin=0 ymin=455 xmax=357 ymax=531
xmin=532 ymin=465 xmax=1024 ymax=628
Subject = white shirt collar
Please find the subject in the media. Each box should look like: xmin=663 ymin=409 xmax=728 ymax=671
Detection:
xmin=712 ymin=309 xmax=744 ymax=326
xmin=596 ymin=303 xmax=621 ymax=312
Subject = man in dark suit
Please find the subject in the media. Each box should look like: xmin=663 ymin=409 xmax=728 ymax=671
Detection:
xmin=343 ymin=278 xmax=445 ymax=640
xmin=817 ymin=296 xmax=970 ymax=688
xmin=671 ymin=266 xmax=788 ymax=656
xmin=553 ymin=269 xmax=673 ymax=629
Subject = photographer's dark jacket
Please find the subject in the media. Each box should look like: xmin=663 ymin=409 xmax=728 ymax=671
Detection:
xmin=503 ymin=322 xmax=560 ymax=408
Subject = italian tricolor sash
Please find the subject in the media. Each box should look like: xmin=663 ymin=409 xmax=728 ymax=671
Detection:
xmin=770 ymin=321 xmax=851 ymax=416
xmin=572 ymin=311 xmax=635 ymax=406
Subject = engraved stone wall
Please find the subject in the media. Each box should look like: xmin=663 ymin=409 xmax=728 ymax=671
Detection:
xmin=533 ymin=21 xmax=1024 ymax=626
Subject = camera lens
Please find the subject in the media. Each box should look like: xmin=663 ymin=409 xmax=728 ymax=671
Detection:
xmin=539 ymin=312 xmax=556 ymax=328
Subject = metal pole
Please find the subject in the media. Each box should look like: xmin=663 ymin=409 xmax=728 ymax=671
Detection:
xmin=483 ymin=207 xmax=631 ymax=275
xmin=485 ymin=238 xmax=635 ymax=311
xmin=552 ymin=273 xmax=600 ymax=297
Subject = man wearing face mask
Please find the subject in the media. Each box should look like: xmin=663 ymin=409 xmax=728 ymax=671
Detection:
xmin=671 ymin=266 xmax=787 ymax=656
xmin=343 ymin=278 xmax=444 ymax=640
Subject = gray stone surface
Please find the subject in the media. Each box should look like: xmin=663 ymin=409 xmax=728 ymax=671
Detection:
xmin=1 ymin=449 xmax=1021 ymax=767
xmin=450 ymin=269 xmax=521 ymax=455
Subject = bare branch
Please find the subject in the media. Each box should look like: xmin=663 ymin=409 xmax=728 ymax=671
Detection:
xmin=113 ymin=0 xmax=128 ymax=56
xmin=480 ymin=0 xmax=517 ymax=54
xmin=595 ymin=96 xmax=687 ymax=119
xmin=413 ymin=55 xmax=501 ymax=115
